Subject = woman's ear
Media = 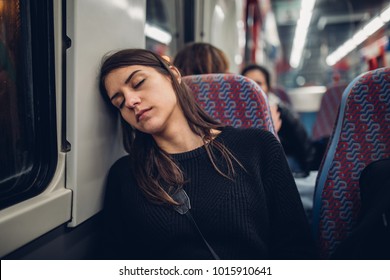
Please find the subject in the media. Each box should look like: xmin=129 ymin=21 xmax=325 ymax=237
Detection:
xmin=161 ymin=55 xmax=171 ymax=63
xmin=169 ymin=65 xmax=182 ymax=84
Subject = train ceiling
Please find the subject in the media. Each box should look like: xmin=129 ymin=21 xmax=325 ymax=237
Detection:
xmin=272 ymin=0 xmax=388 ymax=84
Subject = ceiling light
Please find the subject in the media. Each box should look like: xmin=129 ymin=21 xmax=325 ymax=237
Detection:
xmin=326 ymin=4 xmax=390 ymax=66
xmin=380 ymin=5 xmax=390 ymax=22
xmin=290 ymin=0 xmax=317 ymax=68
xmin=363 ymin=16 xmax=384 ymax=36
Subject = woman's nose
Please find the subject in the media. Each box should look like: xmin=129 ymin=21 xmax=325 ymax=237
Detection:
xmin=124 ymin=92 xmax=141 ymax=109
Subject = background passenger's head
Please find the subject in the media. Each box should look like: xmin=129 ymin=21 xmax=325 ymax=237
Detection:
xmin=173 ymin=42 xmax=229 ymax=75
xmin=241 ymin=64 xmax=270 ymax=94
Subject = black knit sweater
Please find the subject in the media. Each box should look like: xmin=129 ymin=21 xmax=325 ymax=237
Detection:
xmin=101 ymin=126 xmax=317 ymax=259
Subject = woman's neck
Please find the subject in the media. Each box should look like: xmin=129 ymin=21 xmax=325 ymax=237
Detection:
xmin=153 ymin=125 xmax=204 ymax=154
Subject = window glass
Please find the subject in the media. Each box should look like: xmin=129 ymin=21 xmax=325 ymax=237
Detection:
xmin=0 ymin=0 xmax=57 ymax=209
xmin=146 ymin=0 xmax=182 ymax=56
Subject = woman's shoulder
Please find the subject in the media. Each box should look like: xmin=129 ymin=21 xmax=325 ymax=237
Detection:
xmin=219 ymin=126 xmax=278 ymax=146
xmin=218 ymin=126 xmax=285 ymax=174
xmin=105 ymin=155 xmax=136 ymax=194
xmin=218 ymin=126 xmax=283 ymax=159
xmin=108 ymin=155 xmax=132 ymax=177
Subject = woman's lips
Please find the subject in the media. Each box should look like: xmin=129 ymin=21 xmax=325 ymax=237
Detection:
xmin=136 ymin=108 xmax=151 ymax=122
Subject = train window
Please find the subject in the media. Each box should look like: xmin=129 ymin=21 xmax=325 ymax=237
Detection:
xmin=0 ymin=0 xmax=57 ymax=209
xmin=146 ymin=0 xmax=183 ymax=56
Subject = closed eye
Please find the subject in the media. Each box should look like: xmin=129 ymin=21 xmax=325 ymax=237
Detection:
xmin=134 ymin=79 xmax=145 ymax=88
xmin=112 ymin=96 xmax=125 ymax=109
xmin=118 ymin=99 xmax=125 ymax=109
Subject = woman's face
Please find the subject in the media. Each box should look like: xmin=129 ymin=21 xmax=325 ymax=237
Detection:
xmin=244 ymin=69 xmax=269 ymax=94
xmin=104 ymin=65 xmax=184 ymax=136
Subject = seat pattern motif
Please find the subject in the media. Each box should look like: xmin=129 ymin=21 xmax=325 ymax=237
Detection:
xmin=183 ymin=74 xmax=276 ymax=135
xmin=312 ymin=83 xmax=347 ymax=141
xmin=313 ymin=67 xmax=390 ymax=258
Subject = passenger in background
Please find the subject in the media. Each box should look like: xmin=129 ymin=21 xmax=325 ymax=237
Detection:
xmin=241 ymin=64 xmax=314 ymax=176
xmin=173 ymin=42 xmax=229 ymax=75
xmin=99 ymin=48 xmax=317 ymax=259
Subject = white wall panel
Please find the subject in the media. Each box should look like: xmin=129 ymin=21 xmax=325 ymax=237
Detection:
xmin=66 ymin=0 xmax=146 ymax=226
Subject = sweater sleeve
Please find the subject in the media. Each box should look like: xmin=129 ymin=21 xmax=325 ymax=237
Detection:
xmin=261 ymin=135 xmax=318 ymax=259
xmin=100 ymin=164 xmax=128 ymax=259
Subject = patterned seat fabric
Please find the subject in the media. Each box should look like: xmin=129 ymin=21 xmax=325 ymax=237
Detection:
xmin=183 ymin=74 xmax=276 ymax=136
xmin=312 ymin=67 xmax=390 ymax=258
xmin=312 ymin=83 xmax=348 ymax=141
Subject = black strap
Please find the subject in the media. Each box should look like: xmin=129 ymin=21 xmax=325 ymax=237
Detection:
xmin=185 ymin=211 xmax=220 ymax=260
xmin=172 ymin=189 xmax=220 ymax=260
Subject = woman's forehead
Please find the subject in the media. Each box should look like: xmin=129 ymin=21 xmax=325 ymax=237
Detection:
xmin=107 ymin=65 xmax=155 ymax=79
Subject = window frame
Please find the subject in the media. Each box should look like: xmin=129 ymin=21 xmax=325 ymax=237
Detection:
xmin=0 ymin=0 xmax=72 ymax=257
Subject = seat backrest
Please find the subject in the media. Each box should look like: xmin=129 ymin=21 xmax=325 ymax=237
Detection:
xmin=312 ymin=83 xmax=348 ymax=141
xmin=183 ymin=74 xmax=277 ymax=136
xmin=331 ymin=157 xmax=390 ymax=259
xmin=312 ymin=67 xmax=390 ymax=258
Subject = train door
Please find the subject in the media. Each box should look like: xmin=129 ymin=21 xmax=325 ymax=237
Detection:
xmin=1 ymin=0 xmax=146 ymax=259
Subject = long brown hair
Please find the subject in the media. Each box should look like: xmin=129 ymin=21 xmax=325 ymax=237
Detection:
xmin=173 ymin=42 xmax=229 ymax=75
xmin=99 ymin=49 xmax=237 ymax=205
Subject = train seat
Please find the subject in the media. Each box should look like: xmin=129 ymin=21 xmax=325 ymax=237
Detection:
xmin=312 ymin=83 xmax=348 ymax=141
xmin=312 ymin=67 xmax=390 ymax=259
xmin=310 ymin=83 xmax=348 ymax=169
xmin=183 ymin=73 xmax=277 ymax=136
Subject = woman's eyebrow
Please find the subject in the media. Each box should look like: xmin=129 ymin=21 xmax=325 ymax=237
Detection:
xmin=109 ymin=69 xmax=142 ymax=101
xmin=125 ymin=69 xmax=142 ymax=84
